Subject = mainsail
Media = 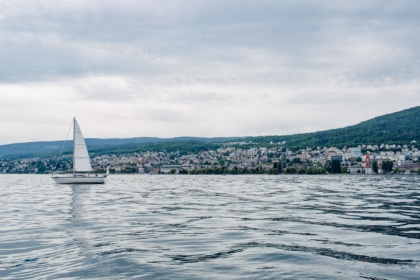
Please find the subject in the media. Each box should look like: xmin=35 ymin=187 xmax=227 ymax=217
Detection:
xmin=73 ymin=118 xmax=93 ymax=172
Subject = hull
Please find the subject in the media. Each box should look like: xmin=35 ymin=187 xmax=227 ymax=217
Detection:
xmin=52 ymin=174 xmax=106 ymax=184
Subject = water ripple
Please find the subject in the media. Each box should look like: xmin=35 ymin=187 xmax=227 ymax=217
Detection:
xmin=168 ymin=241 xmax=416 ymax=265
xmin=0 ymin=174 xmax=419 ymax=279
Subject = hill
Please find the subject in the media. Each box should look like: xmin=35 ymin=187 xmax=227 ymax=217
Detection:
xmin=0 ymin=137 xmax=239 ymax=159
xmin=0 ymin=106 xmax=418 ymax=158
xmin=244 ymin=106 xmax=420 ymax=149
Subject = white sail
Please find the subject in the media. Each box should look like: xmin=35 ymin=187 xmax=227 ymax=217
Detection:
xmin=73 ymin=118 xmax=93 ymax=172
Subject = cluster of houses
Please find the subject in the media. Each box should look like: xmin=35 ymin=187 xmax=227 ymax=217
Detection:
xmin=74 ymin=142 xmax=420 ymax=174
xmin=1 ymin=142 xmax=419 ymax=175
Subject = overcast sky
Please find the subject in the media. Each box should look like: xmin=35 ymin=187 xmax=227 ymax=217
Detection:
xmin=0 ymin=0 xmax=419 ymax=144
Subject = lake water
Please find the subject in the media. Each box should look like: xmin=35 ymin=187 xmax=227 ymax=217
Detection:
xmin=1 ymin=174 xmax=419 ymax=279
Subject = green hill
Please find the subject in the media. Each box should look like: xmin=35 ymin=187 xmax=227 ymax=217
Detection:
xmin=245 ymin=106 xmax=420 ymax=149
xmin=0 ymin=106 xmax=418 ymax=158
xmin=0 ymin=137 xmax=238 ymax=159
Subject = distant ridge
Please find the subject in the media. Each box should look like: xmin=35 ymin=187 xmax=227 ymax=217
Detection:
xmin=0 ymin=106 xmax=418 ymax=158
xmin=0 ymin=136 xmax=240 ymax=158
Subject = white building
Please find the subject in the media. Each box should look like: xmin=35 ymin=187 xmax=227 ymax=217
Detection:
xmin=160 ymin=165 xmax=181 ymax=174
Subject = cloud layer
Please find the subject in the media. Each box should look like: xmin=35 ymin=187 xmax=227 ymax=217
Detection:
xmin=0 ymin=0 xmax=419 ymax=144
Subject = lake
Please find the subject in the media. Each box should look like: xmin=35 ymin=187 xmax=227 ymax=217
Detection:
xmin=1 ymin=174 xmax=419 ymax=279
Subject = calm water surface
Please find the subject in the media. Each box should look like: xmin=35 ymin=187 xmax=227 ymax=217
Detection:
xmin=0 ymin=174 xmax=419 ymax=279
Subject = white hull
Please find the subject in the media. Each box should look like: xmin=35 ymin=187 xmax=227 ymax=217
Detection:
xmin=52 ymin=174 xmax=106 ymax=184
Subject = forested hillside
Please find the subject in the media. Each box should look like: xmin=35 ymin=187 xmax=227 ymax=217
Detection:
xmin=245 ymin=106 xmax=420 ymax=149
xmin=0 ymin=106 xmax=418 ymax=159
xmin=0 ymin=137 xmax=237 ymax=159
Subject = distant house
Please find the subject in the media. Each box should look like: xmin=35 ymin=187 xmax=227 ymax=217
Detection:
xmin=330 ymin=155 xmax=343 ymax=162
xmin=349 ymin=147 xmax=362 ymax=159
xmin=160 ymin=165 xmax=181 ymax=174
xmin=348 ymin=166 xmax=372 ymax=174
xmin=348 ymin=166 xmax=363 ymax=174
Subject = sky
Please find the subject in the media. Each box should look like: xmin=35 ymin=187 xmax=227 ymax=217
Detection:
xmin=0 ymin=0 xmax=419 ymax=145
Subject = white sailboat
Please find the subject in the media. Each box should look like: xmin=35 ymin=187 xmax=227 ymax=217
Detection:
xmin=52 ymin=118 xmax=108 ymax=184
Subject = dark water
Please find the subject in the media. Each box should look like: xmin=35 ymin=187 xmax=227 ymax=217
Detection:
xmin=1 ymin=175 xmax=419 ymax=279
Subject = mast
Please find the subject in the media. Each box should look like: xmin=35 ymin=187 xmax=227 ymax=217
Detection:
xmin=73 ymin=117 xmax=76 ymax=175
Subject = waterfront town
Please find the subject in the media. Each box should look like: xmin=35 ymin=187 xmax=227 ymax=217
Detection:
xmin=1 ymin=141 xmax=419 ymax=175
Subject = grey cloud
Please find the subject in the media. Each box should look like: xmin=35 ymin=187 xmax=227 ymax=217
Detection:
xmin=1 ymin=0 xmax=419 ymax=84
xmin=0 ymin=0 xmax=419 ymax=143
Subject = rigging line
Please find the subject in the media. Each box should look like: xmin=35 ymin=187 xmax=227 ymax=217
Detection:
xmin=53 ymin=119 xmax=73 ymax=173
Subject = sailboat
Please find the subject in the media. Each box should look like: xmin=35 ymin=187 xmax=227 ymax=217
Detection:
xmin=52 ymin=118 xmax=108 ymax=184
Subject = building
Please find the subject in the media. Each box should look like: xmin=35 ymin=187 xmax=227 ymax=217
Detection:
xmin=160 ymin=165 xmax=181 ymax=174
